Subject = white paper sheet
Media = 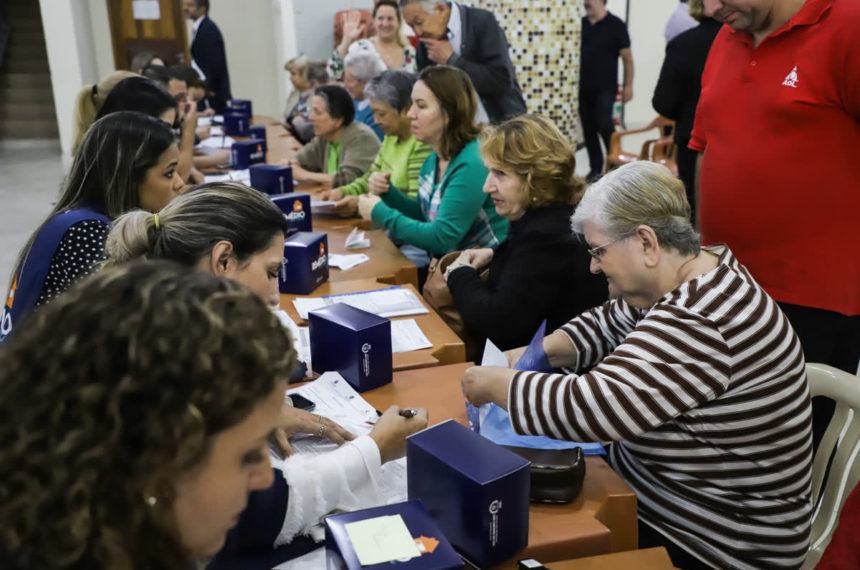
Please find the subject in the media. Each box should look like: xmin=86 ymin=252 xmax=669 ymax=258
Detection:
xmin=345 ymin=226 xmax=370 ymax=249
xmin=311 ymin=200 xmax=337 ymax=214
xmin=345 ymin=515 xmax=421 ymax=565
xmin=197 ymin=135 xmax=235 ymax=150
xmin=273 ymin=309 xmax=311 ymax=366
xmin=132 ymin=0 xmax=160 ymax=20
xmin=328 ymin=253 xmax=370 ymax=271
xmin=292 ymin=286 xmax=429 ymax=320
xmin=209 ymin=125 xmax=224 ymax=136
xmin=197 ymin=116 xmax=213 ymax=127
xmin=286 ymin=373 xmax=408 ymax=504
xmin=391 ymin=319 xmax=432 ymax=353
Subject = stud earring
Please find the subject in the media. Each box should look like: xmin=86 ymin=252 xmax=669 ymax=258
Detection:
xmin=146 ymin=496 xmax=158 ymax=507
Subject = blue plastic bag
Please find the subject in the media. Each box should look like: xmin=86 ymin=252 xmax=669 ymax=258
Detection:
xmin=468 ymin=320 xmax=605 ymax=455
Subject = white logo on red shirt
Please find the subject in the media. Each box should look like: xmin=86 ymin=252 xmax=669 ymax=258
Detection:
xmin=782 ymin=66 xmax=799 ymax=88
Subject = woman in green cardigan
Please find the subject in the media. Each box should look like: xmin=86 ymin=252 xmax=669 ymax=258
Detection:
xmin=320 ymin=70 xmax=431 ymax=218
xmin=358 ymin=66 xmax=508 ymax=265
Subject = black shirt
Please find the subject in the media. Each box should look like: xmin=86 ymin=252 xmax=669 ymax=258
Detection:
xmin=580 ymin=12 xmax=631 ymax=91
xmin=447 ymin=205 xmax=607 ymax=352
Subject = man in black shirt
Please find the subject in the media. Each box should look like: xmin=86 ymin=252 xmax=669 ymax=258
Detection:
xmin=579 ymin=0 xmax=634 ymax=180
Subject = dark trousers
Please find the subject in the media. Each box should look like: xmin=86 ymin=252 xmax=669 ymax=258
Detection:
xmin=779 ymin=302 xmax=860 ymax=449
xmin=676 ymin=142 xmax=698 ymax=225
xmin=579 ymin=87 xmax=616 ymax=175
xmin=638 ymin=519 xmax=714 ymax=569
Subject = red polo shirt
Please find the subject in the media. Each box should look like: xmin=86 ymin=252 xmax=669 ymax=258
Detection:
xmin=690 ymin=0 xmax=860 ymax=316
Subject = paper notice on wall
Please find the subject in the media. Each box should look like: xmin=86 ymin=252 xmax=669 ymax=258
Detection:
xmin=132 ymin=0 xmax=161 ymax=20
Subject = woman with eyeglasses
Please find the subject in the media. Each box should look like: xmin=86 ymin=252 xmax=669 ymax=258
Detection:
xmin=444 ymin=114 xmax=606 ymax=353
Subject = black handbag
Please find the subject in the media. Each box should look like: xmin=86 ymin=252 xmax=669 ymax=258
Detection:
xmin=503 ymin=445 xmax=586 ymax=504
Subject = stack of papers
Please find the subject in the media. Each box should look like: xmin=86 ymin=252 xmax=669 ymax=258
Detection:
xmin=311 ymin=200 xmax=337 ymax=214
xmin=328 ymin=253 xmax=369 ymax=271
xmin=292 ymin=286 xmax=429 ymax=320
xmin=197 ymin=116 xmax=213 ymax=126
xmin=345 ymin=226 xmax=370 ymax=249
xmin=197 ymin=135 xmax=235 ymax=150
xmin=204 ymin=169 xmax=250 ymax=184
xmin=390 ymin=319 xmax=432 ymax=353
xmin=287 ymin=372 xmax=408 ymax=504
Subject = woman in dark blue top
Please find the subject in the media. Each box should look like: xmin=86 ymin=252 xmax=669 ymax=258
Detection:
xmin=446 ymin=114 xmax=607 ymax=354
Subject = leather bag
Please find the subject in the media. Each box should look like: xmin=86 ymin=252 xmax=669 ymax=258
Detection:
xmin=502 ymin=445 xmax=586 ymax=504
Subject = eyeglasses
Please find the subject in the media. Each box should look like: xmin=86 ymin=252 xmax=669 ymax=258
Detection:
xmin=587 ymin=235 xmax=628 ymax=260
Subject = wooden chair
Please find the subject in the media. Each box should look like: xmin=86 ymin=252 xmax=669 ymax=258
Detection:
xmin=801 ymin=363 xmax=860 ymax=569
xmin=650 ymin=139 xmax=679 ymax=177
xmin=604 ymin=117 xmax=675 ymax=173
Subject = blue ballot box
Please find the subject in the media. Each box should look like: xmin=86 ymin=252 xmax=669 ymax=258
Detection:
xmin=308 ymin=303 xmax=392 ymax=392
xmin=223 ymin=112 xmax=250 ymax=136
xmin=250 ymin=164 xmax=294 ymax=196
xmin=231 ymin=140 xmax=266 ymax=170
xmin=325 ymin=499 xmax=464 ymax=570
xmin=269 ymin=191 xmax=312 ymax=233
xmin=407 ymin=420 xmax=530 ymax=568
xmin=226 ymin=98 xmax=252 ymax=117
xmin=248 ymin=124 xmax=267 ymax=150
xmin=279 ymin=231 xmax=328 ymax=294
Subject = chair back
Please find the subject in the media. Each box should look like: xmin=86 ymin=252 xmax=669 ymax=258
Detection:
xmin=803 ymin=363 xmax=860 ymax=568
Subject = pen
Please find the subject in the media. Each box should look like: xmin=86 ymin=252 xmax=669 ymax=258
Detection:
xmin=399 ymin=408 xmax=418 ymax=419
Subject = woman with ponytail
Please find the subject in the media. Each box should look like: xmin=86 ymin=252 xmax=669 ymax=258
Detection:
xmin=445 ymin=114 xmax=608 ymax=352
xmin=70 ymin=70 xmax=137 ymax=155
xmin=105 ymin=181 xmax=428 ymax=567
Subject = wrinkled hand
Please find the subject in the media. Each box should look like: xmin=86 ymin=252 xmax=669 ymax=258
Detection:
xmin=367 ymin=171 xmax=391 ymax=195
xmin=461 ymin=366 xmax=514 ymax=408
xmin=334 ymin=195 xmax=359 ymax=218
xmin=272 ymin=404 xmax=355 ymax=456
xmin=503 ymin=346 xmax=527 ymax=368
xmin=369 ymin=406 xmax=429 ymax=463
xmin=358 ymin=193 xmax=381 ymax=220
xmin=622 ymin=84 xmax=633 ymax=103
xmin=422 ymin=38 xmax=454 ymax=64
xmin=458 ymin=248 xmax=493 ymax=270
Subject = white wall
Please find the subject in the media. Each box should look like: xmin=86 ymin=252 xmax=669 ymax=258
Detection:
xmin=39 ymin=0 xmax=101 ymax=166
xmin=613 ymin=0 xmax=680 ymax=128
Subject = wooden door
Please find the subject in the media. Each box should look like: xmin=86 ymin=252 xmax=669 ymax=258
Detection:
xmin=106 ymin=0 xmax=189 ymax=70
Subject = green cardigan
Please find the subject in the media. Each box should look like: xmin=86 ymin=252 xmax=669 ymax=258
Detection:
xmin=370 ymin=139 xmax=508 ymax=258
xmin=339 ymin=134 xmax=431 ymax=199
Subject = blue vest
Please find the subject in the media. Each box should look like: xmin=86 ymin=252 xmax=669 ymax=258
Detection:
xmin=1 ymin=207 xmax=110 ymax=343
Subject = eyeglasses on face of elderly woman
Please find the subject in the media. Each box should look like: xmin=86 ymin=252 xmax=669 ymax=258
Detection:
xmin=585 ymin=234 xmax=630 ymax=260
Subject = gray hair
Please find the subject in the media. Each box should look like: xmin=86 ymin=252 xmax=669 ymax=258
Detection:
xmin=571 ymin=162 xmax=700 ymax=256
xmin=364 ymin=70 xmax=417 ymax=114
xmin=105 ymin=182 xmax=288 ymax=268
xmin=344 ymin=51 xmax=386 ymax=82
xmin=399 ymin=0 xmax=436 ymax=11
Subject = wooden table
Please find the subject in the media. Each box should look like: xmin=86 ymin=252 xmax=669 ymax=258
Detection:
xmin=544 ymin=547 xmax=677 ymax=569
xmin=280 ymin=278 xmax=464 ymax=371
xmin=363 ymin=363 xmax=639 ymax=567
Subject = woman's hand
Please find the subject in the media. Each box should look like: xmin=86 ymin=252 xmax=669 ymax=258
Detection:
xmin=338 ymin=11 xmax=366 ymax=56
xmin=358 ymin=193 xmax=381 ymax=220
xmin=369 ymin=406 xmax=429 ymax=463
xmin=318 ymin=188 xmax=343 ymax=202
xmin=367 ymin=171 xmax=391 ymax=195
xmin=290 ymin=163 xmax=313 ymax=183
xmin=461 ymin=366 xmax=514 ymax=408
xmin=334 ymin=195 xmax=360 ymax=218
xmin=273 ymin=404 xmax=355 ymax=456
xmin=459 ymin=248 xmax=494 ymax=270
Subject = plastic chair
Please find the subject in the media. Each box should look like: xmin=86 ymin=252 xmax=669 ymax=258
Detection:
xmin=604 ymin=117 xmax=675 ymax=173
xmin=802 ymin=363 xmax=860 ymax=569
xmin=650 ymin=139 xmax=679 ymax=177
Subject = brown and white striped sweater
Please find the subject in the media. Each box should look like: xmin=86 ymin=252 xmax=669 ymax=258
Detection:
xmin=508 ymin=246 xmax=812 ymax=569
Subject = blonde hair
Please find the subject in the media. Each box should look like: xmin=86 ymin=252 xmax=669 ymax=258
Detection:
xmin=71 ymin=71 xmax=138 ymax=155
xmin=284 ymin=55 xmax=310 ymax=77
xmin=106 ymin=182 xmax=288 ymax=268
xmin=572 ymin=161 xmax=700 ymax=255
xmin=688 ymin=0 xmax=705 ymax=21
xmin=479 ymin=114 xmax=585 ymax=209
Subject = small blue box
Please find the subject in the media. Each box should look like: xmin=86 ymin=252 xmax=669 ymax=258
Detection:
xmin=248 ymin=124 xmax=267 ymax=150
xmin=270 ymin=192 xmax=312 ymax=233
xmin=325 ymin=499 xmax=464 ymax=570
xmin=231 ymin=140 xmax=266 ymax=170
xmin=223 ymin=112 xmax=250 ymax=136
xmin=226 ymin=98 xmax=252 ymax=117
xmin=279 ymin=231 xmax=328 ymax=294
xmin=308 ymin=303 xmax=392 ymax=392
xmin=407 ymin=420 xmax=530 ymax=568
xmin=249 ymin=164 xmax=294 ymax=196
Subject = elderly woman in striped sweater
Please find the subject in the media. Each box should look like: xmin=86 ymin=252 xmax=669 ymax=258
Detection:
xmin=462 ymin=161 xmax=813 ymax=570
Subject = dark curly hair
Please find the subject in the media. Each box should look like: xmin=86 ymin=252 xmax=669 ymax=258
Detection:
xmin=0 ymin=261 xmax=296 ymax=569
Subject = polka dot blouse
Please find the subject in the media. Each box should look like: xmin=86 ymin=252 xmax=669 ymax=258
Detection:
xmin=36 ymin=219 xmax=110 ymax=306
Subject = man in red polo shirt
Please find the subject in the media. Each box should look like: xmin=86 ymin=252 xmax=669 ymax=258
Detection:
xmin=691 ymin=1 xmax=859 ymax=399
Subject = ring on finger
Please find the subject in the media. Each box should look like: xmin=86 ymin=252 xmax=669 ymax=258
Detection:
xmin=318 ymin=424 xmax=326 ymax=438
